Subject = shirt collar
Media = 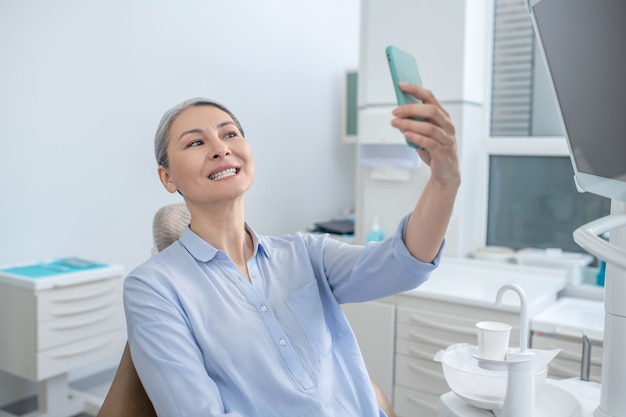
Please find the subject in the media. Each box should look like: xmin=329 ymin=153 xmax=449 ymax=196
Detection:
xmin=179 ymin=223 xmax=269 ymax=263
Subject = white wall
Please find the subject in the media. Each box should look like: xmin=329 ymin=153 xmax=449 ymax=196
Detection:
xmin=0 ymin=0 xmax=359 ymax=269
xmin=0 ymin=0 xmax=359 ymax=403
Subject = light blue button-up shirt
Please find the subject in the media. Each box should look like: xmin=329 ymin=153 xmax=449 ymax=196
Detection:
xmin=124 ymin=214 xmax=441 ymax=417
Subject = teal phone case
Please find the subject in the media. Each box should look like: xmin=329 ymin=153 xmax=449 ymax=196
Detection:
xmin=386 ymin=45 xmax=425 ymax=149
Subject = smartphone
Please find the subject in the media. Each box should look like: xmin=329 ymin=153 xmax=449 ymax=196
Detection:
xmin=386 ymin=45 xmax=425 ymax=149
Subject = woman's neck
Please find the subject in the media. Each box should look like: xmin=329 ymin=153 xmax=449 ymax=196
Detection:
xmin=187 ymin=201 xmax=253 ymax=281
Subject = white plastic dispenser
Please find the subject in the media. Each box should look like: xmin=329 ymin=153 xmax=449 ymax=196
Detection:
xmin=434 ymin=284 xmax=574 ymax=417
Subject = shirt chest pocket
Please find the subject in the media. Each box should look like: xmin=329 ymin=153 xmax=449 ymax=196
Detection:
xmin=285 ymin=281 xmax=332 ymax=361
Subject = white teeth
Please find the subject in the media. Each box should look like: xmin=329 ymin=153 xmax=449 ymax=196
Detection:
xmin=209 ymin=168 xmax=237 ymax=180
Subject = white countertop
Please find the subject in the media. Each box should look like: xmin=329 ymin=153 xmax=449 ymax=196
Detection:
xmin=531 ymin=297 xmax=605 ymax=341
xmin=403 ymin=257 xmax=568 ymax=314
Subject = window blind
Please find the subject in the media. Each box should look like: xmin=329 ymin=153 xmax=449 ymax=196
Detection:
xmin=490 ymin=0 xmax=536 ymax=136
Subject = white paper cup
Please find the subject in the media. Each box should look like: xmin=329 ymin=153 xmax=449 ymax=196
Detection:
xmin=476 ymin=321 xmax=512 ymax=360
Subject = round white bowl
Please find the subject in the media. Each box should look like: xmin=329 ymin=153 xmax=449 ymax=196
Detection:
xmin=438 ymin=343 xmax=547 ymax=410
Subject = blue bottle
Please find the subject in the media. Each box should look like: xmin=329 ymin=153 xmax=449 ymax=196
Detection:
xmin=367 ymin=217 xmax=385 ymax=242
xmin=596 ymin=260 xmax=606 ymax=287
xmin=596 ymin=233 xmax=609 ymax=287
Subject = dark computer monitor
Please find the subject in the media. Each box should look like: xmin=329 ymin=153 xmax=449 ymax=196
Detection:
xmin=529 ymin=0 xmax=626 ymax=202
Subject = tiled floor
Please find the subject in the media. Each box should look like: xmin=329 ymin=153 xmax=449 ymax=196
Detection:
xmin=71 ymin=369 xmax=115 ymax=416
xmin=1 ymin=368 xmax=115 ymax=417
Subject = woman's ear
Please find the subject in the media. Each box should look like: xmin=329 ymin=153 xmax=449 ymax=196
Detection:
xmin=158 ymin=166 xmax=178 ymax=194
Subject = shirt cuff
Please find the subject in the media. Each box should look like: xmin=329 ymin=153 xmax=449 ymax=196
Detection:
xmin=393 ymin=213 xmax=445 ymax=269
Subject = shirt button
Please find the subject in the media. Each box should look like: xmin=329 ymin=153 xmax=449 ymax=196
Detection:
xmin=261 ymin=305 xmax=268 ymax=312
xmin=279 ymin=339 xmax=287 ymax=346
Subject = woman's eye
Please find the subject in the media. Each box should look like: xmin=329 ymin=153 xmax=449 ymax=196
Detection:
xmin=224 ymin=131 xmax=238 ymax=139
xmin=187 ymin=139 xmax=203 ymax=147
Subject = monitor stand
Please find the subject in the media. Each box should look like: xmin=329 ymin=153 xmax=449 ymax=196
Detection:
xmin=573 ymin=200 xmax=626 ymax=417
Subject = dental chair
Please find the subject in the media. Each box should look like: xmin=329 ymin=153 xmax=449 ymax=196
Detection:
xmin=97 ymin=203 xmax=396 ymax=417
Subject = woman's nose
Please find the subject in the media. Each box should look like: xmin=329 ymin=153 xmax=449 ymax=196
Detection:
xmin=210 ymin=142 xmax=230 ymax=159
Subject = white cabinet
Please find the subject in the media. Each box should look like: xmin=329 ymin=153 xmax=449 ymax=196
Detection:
xmin=358 ymin=0 xmax=476 ymax=108
xmin=531 ymin=297 xmax=604 ymax=383
xmin=1 ymin=279 xmax=124 ymax=382
xmin=342 ymin=301 xmax=396 ymax=402
xmin=346 ymin=258 xmax=567 ymax=417
xmin=532 ymin=334 xmax=603 ymax=382
xmin=357 ymin=0 xmax=489 ymax=145
xmin=392 ymin=296 xmax=529 ymax=417
xmin=0 ymin=262 xmax=125 ymax=416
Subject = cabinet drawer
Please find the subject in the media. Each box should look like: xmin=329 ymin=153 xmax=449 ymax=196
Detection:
xmin=36 ymin=330 xmax=125 ymax=380
xmin=397 ymin=324 xmax=477 ymax=357
xmin=545 ymin=357 xmax=602 ymax=383
xmin=394 ymin=385 xmax=439 ymax=417
xmin=398 ymin=304 xmax=519 ymax=328
xmin=532 ymin=334 xmax=603 ymax=383
xmin=532 ymin=334 xmax=603 ymax=365
xmin=396 ymin=306 xmax=521 ymax=347
xmin=398 ymin=307 xmax=478 ymax=334
xmin=395 ymin=354 xmax=449 ymax=395
xmin=37 ymin=277 xmax=123 ymax=322
xmin=38 ymin=307 xmax=124 ymax=351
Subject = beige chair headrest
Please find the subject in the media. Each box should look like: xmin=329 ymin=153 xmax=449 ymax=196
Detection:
xmin=152 ymin=203 xmax=191 ymax=253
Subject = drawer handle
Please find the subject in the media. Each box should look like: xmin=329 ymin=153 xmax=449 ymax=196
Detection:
xmin=49 ymin=335 xmax=116 ymax=359
xmin=48 ymin=281 xmax=117 ymax=303
xmin=52 ymin=275 xmax=120 ymax=289
xmin=408 ymin=314 xmax=478 ymax=336
xmin=407 ymin=346 xmax=437 ymax=361
xmin=50 ymin=311 xmax=117 ymax=330
xmin=406 ymin=392 xmax=437 ymax=411
xmin=408 ymin=330 xmax=457 ymax=347
xmin=50 ymin=298 xmax=116 ymax=317
xmin=553 ymin=326 xmax=595 ymax=339
xmin=408 ymin=362 xmax=444 ymax=379
xmin=555 ymin=350 xmax=581 ymax=361
xmin=534 ymin=342 xmax=590 ymax=362
xmin=534 ymin=340 xmax=565 ymax=352
xmin=548 ymin=363 xmax=600 ymax=383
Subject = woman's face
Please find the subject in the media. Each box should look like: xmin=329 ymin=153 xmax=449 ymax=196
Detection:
xmin=158 ymin=105 xmax=255 ymax=205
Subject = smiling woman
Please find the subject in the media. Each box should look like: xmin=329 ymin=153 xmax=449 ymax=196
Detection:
xmin=155 ymin=101 xmax=255 ymax=222
xmin=121 ymin=85 xmax=460 ymax=417
xmin=0 ymin=0 xmax=366 ymax=407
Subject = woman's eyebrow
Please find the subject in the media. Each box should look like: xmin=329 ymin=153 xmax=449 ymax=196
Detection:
xmin=178 ymin=121 xmax=237 ymax=141
xmin=216 ymin=121 xmax=237 ymax=129
xmin=178 ymin=128 xmax=204 ymax=141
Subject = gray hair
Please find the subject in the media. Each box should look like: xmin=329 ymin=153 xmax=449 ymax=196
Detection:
xmin=154 ymin=98 xmax=245 ymax=167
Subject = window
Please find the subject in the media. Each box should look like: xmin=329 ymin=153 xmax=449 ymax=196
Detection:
xmin=490 ymin=0 xmax=563 ymax=137
xmin=487 ymin=155 xmax=611 ymax=253
xmin=485 ymin=0 xmax=610 ymax=255
xmin=342 ymin=69 xmax=358 ymax=143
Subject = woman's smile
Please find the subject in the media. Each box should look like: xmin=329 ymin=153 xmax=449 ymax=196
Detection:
xmin=209 ymin=167 xmax=238 ymax=180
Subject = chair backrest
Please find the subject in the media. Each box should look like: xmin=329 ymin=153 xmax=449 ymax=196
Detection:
xmin=152 ymin=203 xmax=191 ymax=253
xmin=97 ymin=203 xmax=189 ymax=417
xmin=96 ymin=344 xmax=156 ymax=417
